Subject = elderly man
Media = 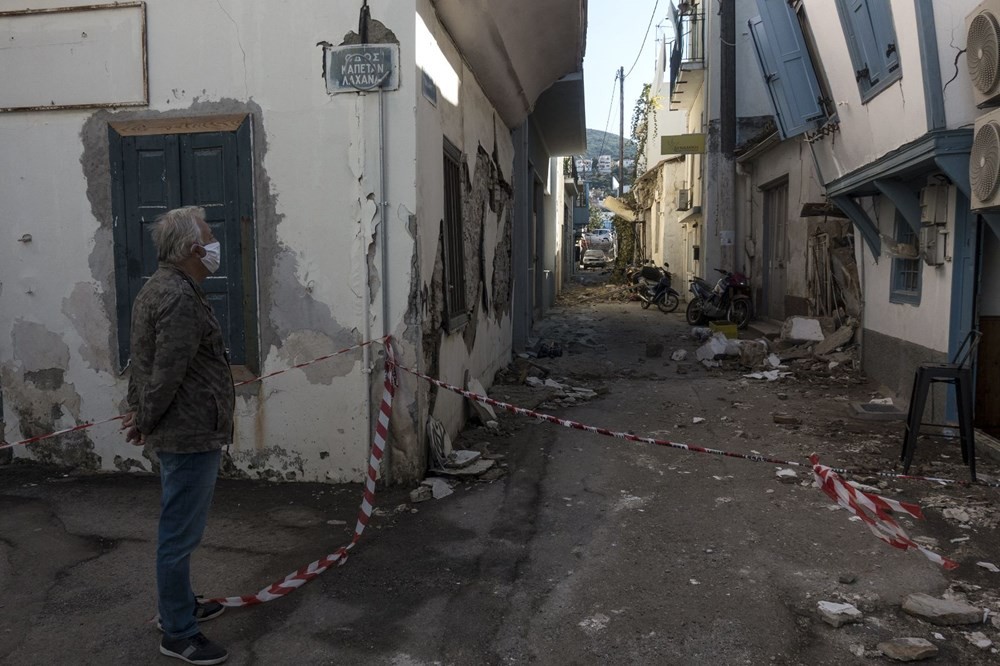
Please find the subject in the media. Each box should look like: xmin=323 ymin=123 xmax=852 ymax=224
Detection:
xmin=122 ymin=206 xmax=234 ymax=665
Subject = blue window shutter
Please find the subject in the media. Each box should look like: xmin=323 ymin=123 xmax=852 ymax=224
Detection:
xmin=839 ymin=0 xmax=899 ymax=89
xmin=867 ymin=0 xmax=899 ymax=73
xmin=749 ymin=1 xmax=824 ymax=139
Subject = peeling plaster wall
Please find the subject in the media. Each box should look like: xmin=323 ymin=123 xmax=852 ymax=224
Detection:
xmin=414 ymin=0 xmax=514 ymax=439
xmin=806 ymin=0 xmax=937 ymax=182
xmin=0 ymin=0 xmax=418 ymax=482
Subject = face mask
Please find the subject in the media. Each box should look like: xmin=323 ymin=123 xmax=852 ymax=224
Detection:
xmin=200 ymin=241 xmax=221 ymax=273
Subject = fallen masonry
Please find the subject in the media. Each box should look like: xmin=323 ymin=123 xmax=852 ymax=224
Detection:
xmin=901 ymin=593 xmax=984 ymax=626
xmin=877 ymin=637 xmax=938 ymax=662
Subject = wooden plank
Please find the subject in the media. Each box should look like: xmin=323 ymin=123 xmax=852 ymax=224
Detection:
xmin=110 ymin=114 xmax=247 ymax=137
xmin=976 ymin=316 xmax=1000 ymax=435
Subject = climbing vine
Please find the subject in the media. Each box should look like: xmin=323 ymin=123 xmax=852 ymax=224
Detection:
xmin=630 ymin=83 xmax=660 ymax=180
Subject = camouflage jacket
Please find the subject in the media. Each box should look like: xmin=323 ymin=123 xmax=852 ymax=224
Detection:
xmin=127 ymin=264 xmax=235 ymax=453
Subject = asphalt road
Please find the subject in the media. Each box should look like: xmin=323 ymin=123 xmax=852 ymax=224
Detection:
xmin=1 ymin=282 xmax=999 ymax=664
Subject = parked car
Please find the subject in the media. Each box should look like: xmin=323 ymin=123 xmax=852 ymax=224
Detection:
xmin=582 ymin=249 xmax=608 ymax=269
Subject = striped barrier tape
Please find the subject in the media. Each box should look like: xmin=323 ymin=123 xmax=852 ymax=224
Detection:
xmin=390 ymin=361 xmax=962 ymax=569
xmin=812 ymin=455 xmax=959 ymax=570
xmin=210 ymin=339 xmax=397 ymax=606
xmin=0 ymin=337 xmax=386 ymax=452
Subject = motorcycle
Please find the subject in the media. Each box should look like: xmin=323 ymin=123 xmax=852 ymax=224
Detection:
xmin=631 ymin=262 xmax=680 ymax=313
xmin=685 ymin=268 xmax=753 ymax=329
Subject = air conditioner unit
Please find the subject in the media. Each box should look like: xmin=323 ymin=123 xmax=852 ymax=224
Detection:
xmin=678 ymin=188 xmax=692 ymax=211
xmin=919 ymin=184 xmax=949 ymax=225
xmin=971 ymin=107 xmax=1000 ymax=209
xmin=919 ymin=225 xmax=947 ymax=266
xmin=968 ymin=0 xmax=1000 ymax=108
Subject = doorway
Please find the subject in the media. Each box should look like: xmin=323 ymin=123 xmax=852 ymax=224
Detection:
xmin=762 ymin=180 xmax=789 ymax=320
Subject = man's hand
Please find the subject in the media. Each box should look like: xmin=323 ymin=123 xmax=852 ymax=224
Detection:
xmin=121 ymin=411 xmax=144 ymax=446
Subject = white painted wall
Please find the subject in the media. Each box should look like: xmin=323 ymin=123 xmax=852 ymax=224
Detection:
xmin=855 ymin=192 xmax=955 ymax=353
xmin=936 ymin=0 xmax=980 ymax=129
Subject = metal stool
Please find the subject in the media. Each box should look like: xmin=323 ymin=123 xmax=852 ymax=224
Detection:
xmin=900 ymin=331 xmax=981 ymax=481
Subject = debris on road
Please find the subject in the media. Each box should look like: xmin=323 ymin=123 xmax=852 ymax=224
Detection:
xmin=671 ymin=349 xmax=688 ymax=361
xmin=467 ymin=378 xmax=497 ymax=423
xmin=781 ymin=316 xmax=826 ymax=343
xmin=817 ymin=600 xmax=862 ymax=627
xmin=773 ymin=413 xmax=802 ymax=426
xmin=775 ymin=468 xmax=798 ymax=483
xmin=964 ymin=631 xmax=993 ymax=650
xmin=901 ymin=593 xmax=984 ymax=626
xmin=976 ymin=561 xmax=1000 ymax=573
xmin=877 ymin=637 xmax=938 ymax=662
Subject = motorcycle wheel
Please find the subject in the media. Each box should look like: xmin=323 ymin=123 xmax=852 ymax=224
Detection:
xmin=685 ymin=298 xmax=707 ymax=325
xmin=728 ymin=298 xmax=752 ymax=329
xmin=657 ymin=292 xmax=679 ymax=313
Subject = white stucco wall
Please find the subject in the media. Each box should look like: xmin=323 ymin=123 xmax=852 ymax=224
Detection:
xmin=936 ymin=0 xmax=980 ymax=129
xmin=856 ymin=192 xmax=955 ymax=353
xmin=807 ymin=0 xmax=966 ymax=182
xmin=414 ymin=0 xmax=514 ymax=437
xmin=1 ymin=0 xmax=423 ymax=481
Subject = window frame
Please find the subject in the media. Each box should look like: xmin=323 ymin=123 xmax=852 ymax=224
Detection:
xmin=890 ymin=212 xmax=921 ymax=305
xmin=441 ymin=138 xmax=468 ymax=332
xmin=834 ymin=0 xmax=902 ymax=103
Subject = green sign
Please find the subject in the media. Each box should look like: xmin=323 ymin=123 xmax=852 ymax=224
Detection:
xmin=660 ymin=133 xmax=706 ymax=155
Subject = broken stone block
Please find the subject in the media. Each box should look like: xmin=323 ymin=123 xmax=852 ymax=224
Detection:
xmin=776 ymin=468 xmax=798 ymax=483
xmin=815 ymin=324 xmax=856 ymax=356
xmin=781 ymin=316 xmax=825 ymax=343
xmin=444 ymin=450 xmax=482 ymax=469
xmin=877 ymin=638 xmax=938 ymax=662
xmin=526 ymin=376 xmax=545 ymax=388
xmin=901 ymin=593 xmax=984 ymax=626
xmin=466 ymin=378 xmax=497 ymax=423
xmin=696 ymin=333 xmax=731 ymax=361
xmin=817 ymin=601 xmax=862 ymax=627
xmin=773 ymin=413 xmax=802 ymax=426
xmin=544 ymin=378 xmax=564 ymax=389
xmin=409 ymin=485 xmax=433 ymax=503
xmin=942 ymin=507 xmax=971 ymax=524
xmin=738 ymin=340 xmax=767 ymax=368
xmin=671 ymin=349 xmax=688 ymax=361
xmin=423 ymin=477 xmax=454 ymax=499
xmin=965 ymin=631 xmax=993 ymax=649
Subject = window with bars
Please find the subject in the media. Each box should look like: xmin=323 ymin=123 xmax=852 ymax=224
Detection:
xmin=442 ymin=139 xmax=468 ymax=331
xmin=890 ymin=214 xmax=921 ymax=305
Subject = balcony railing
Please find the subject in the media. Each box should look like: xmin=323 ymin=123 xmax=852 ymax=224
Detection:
xmin=669 ymin=11 xmax=705 ymax=93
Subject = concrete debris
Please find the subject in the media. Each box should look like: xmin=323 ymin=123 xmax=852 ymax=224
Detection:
xmin=409 ymin=485 xmax=433 ymax=503
xmin=671 ymin=349 xmax=688 ymax=361
xmin=817 ymin=600 xmax=862 ymax=627
xmin=701 ymin=359 xmax=721 ymax=368
xmin=977 ymin=561 xmax=1000 ymax=573
xmin=781 ymin=316 xmax=826 ymax=343
xmin=692 ymin=417 xmax=706 ymax=424
xmin=964 ymin=631 xmax=993 ymax=649
xmin=901 ymin=593 xmax=984 ymax=626
xmin=526 ymin=376 xmax=545 ymax=388
xmin=443 ymin=450 xmax=482 ymax=469
xmin=467 ymin=378 xmax=497 ymax=423
xmin=432 ymin=458 xmax=497 ymax=478
xmin=814 ymin=323 xmax=856 ymax=356
xmin=838 ymin=573 xmax=857 ymax=584
xmin=877 ymin=637 xmax=938 ymax=662
xmin=766 ymin=353 xmax=781 ymax=368
xmin=738 ymin=340 xmax=767 ymax=368
xmin=870 ymin=397 xmax=894 ymax=405
xmin=776 ymin=468 xmax=798 ymax=483
xmin=743 ymin=370 xmax=792 ymax=381
xmin=696 ymin=333 xmax=732 ymax=361
xmin=544 ymin=378 xmax=564 ymax=389
xmin=422 ymin=477 xmax=454 ymax=499
xmin=690 ymin=326 xmax=713 ymax=341
xmin=773 ymin=413 xmax=802 ymax=425
xmin=943 ymin=508 xmax=972 ymax=524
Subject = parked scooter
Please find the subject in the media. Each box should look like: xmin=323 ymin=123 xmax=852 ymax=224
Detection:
xmin=685 ymin=268 xmax=753 ymax=329
xmin=632 ymin=262 xmax=680 ymax=313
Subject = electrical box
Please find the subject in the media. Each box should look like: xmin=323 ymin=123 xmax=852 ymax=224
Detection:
xmin=919 ymin=225 xmax=948 ymax=266
xmin=919 ymin=184 xmax=949 ymax=224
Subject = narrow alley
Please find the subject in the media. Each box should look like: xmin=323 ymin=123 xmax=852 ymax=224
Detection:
xmin=2 ymin=278 xmax=998 ymax=665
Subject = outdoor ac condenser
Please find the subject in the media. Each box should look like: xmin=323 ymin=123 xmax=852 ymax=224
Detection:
xmin=968 ymin=0 xmax=1000 ymax=108
xmin=678 ymin=188 xmax=692 ymax=211
xmin=971 ymin=106 xmax=1000 ymax=210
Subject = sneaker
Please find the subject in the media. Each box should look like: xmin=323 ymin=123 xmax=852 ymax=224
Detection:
xmin=156 ymin=598 xmax=226 ymax=632
xmin=159 ymin=632 xmax=228 ymax=665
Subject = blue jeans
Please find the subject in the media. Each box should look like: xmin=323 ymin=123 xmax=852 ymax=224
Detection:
xmin=157 ymin=449 xmax=221 ymax=640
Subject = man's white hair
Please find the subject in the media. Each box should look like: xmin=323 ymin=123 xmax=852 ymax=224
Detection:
xmin=152 ymin=206 xmax=205 ymax=264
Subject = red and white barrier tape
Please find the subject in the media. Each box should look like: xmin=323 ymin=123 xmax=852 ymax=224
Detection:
xmin=392 ymin=362 xmax=961 ymax=569
xmin=211 ymin=340 xmax=397 ymax=606
xmin=0 ymin=337 xmax=386 ymax=451
xmin=812 ymin=455 xmax=958 ymax=570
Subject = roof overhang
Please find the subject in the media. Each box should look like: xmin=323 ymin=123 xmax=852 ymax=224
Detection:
xmin=826 ymin=129 xmax=973 ymax=259
xmin=532 ymin=72 xmax=587 ymax=155
xmin=429 ymin=0 xmax=587 ymax=129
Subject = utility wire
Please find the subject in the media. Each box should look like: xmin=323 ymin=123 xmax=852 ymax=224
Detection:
xmin=624 ymin=0 xmax=660 ymax=80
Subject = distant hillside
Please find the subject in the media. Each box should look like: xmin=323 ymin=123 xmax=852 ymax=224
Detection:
xmin=584 ymin=128 xmax=637 ymax=161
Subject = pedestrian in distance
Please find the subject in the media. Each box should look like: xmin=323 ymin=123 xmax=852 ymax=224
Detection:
xmin=122 ymin=205 xmax=235 ymax=665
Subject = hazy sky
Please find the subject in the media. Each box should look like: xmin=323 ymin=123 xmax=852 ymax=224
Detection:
xmin=584 ymin=0 xmax=669 ymax=136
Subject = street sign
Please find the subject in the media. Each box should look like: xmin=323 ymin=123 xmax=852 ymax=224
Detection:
xmin=325 ymin=44 xmax=400 ymax=94
xmin=660 ymin=133 xmax=706 ymax=155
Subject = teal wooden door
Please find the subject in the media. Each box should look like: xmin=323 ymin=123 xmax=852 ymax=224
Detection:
xmin=111 ymin=121 xmax=251 ymax=367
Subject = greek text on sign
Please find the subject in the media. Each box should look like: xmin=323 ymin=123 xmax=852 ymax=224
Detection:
xmin=660 ymin=133 xmax=706 ymax=155
xmin=325 ymin=44 xmax=400 ymax=94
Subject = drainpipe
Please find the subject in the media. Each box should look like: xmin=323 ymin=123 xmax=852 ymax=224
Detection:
xmin=359 ymin=90 xmax=375 ymax=487
xmin=378 ymin=85 xmax=392 ymax=486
